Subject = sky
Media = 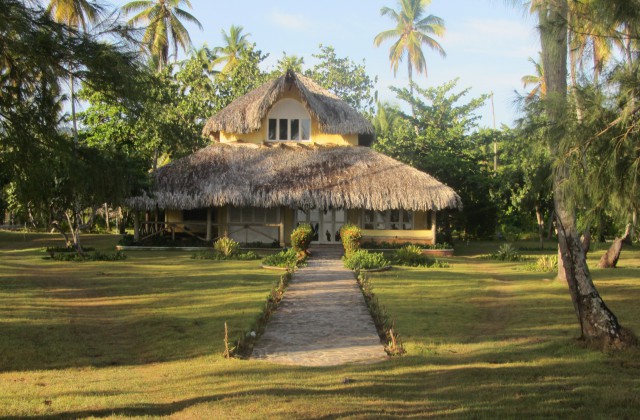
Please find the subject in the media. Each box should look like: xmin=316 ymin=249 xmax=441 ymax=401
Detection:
xmin=111 ymin=0 xmax=541 ymax=128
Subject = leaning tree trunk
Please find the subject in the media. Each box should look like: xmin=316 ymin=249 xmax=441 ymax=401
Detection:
xmin=598 ymin=224 xmax=631 ymax=268
xmin=539 ymin=0 xmax=630 ymax=348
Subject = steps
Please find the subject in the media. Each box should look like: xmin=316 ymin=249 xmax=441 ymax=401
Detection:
xmin=309 ymin=245 xmax=343 ymax=260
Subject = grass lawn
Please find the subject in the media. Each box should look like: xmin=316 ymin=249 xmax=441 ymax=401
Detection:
xmin=1 ymin=233 xmax=639 ymax=418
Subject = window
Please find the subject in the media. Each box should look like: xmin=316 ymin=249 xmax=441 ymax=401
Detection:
xmin=228 ymin=207 xmax=280 ymax=224
xmin=301 ymin=119 xmax=311 ymax=139
xmin=268 ymin=118 xmax=310 ymax=141
xmin=362 ymin=210 xmax=413 ymax=230
xmin=266 ymin=98 xmax=312 ymax=142
xmin=279 ymin=118 xmax=288 ymax=140
xmin=291 ymin=119 xmax=300 ymax=140
xmin=268 ymin=119 xmax=277 ymax=140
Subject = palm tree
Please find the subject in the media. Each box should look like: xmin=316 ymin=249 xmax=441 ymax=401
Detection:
xmin=122 ymin=0 xmax=202 ymax=72
xmin=47 ymin=0 xmax=103 ymax=31
xmin=212 ymin=25 xmax=251 ymax=73
xmin=47 ymin=0 xmax=104 ymax=143
xmin=521 ymin=54 xmax=546 ymax=99
xmin=276 ymin=53 xmax=304 ymax=74
xmin=373 ymin=0 xmax=446 ymax=96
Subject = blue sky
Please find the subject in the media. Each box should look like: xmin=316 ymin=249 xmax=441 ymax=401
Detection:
xmin=112 ymin=0 xmax=541 ymax=128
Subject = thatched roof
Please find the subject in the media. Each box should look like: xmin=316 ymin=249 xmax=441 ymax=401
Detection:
xmin=129 ymin=143 xmax=462 ymax=212
xmin=202 ymin=71 xmax=375 ymax=136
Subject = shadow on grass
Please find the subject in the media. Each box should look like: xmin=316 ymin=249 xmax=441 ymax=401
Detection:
xmin=8 ymin=342 xmax=640 ymax=418
xmin=0 ymin=255 xmax=281 ymax=371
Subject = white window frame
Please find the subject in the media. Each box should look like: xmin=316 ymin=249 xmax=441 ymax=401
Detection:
xmin=362 ymin=210 xmax=414 ymax=230
xmin=228 ymin=207 xmax=280 ymax=224
xmin=266 ymin=98 xmax=311 ymax=142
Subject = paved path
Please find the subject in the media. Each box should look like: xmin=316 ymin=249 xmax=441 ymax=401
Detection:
xmin=251 ymin=248 xmax=388 ymax=366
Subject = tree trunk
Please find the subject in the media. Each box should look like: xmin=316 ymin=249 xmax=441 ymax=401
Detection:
xmin=631 ymin=208 xmax=637 ymax=244
xmin=64 ymin=209 xmax=83 ymax=253
xmin=86 ymin=206 xmax=99 ymax=230
xmin=51 ymin=220 xmax=71 ymax=247
xmin=598 ymin=224 xmax=631 ymax=268
xmin=104 ymin=203 xmax=110 ymax=231
xmin=539 ymin=1 xmax=630 ymax=348
xmin=557 ymin=244 xmax=566 ymax=282
xmin=581 ymin=230 xmax=591 ymax=257
xmin=119 ymin=207 xmax=127 ymax=235
xmin=535 ymin=204 xmax=544 ymax=249
xmin=70 ymin=76 xmax=78 ymax=145
xmin=547 ymin=209 xmax=555 ymax=239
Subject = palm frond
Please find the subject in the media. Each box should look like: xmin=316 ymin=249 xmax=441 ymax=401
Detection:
xmin=373 ymin=28 xmax=402 ymax=46
xmin=121 ymin=1 xmax=154 ymax=15
xmin=173 ymin=7 xmax=202 ymax=30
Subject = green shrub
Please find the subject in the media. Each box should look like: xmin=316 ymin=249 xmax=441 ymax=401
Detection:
xmin=191 ymin=250 xmax=260 ymax=261
xmin=343 ymin=249 xmax=389 ymax=271
xmin=262 ymin=248 xmax=302 ymax=268
xmin=429 ymin=259 xmax=450 ymax=268
xmin=360 ymin=241 xmax=453 ymax=250
xmin=291 ymin=223 xmax=313 ymax=254
xmin=235 ymin=251 xmax=261 ymax=261
xmin=393 ymin=244 xmax=429 ymax=267
xmin=214 ymin=236 xmax=240 ymax=257
xmin=340 ymin=223 xmax=362 ymax=257
xmin=490 ymin=243 xmax=523 ymax=261
xmin=45 ymin=246 xmax=95 ymax=254
xmin=426 ymin=242 xmax=453 ymax=250
xmin=522 ymin=255 xmax=558 ymax=272
xmin=51 ymin=251 xmax=126 ymax=262
xmin=392 ymin=245 xmax=450 ymax=268
xmin=241 ymin=241 xmax=280 ymax=248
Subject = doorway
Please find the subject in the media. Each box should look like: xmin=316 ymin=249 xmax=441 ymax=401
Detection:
xmin=296 ymin=208 xmax=346 ymax=244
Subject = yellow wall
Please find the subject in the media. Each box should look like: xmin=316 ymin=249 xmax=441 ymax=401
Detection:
xmin=361 ymin=229 xmax=435 ymax=245
xmin=166 ymin=209 xmax=183 ymax=223
xmin=358 ymin=210 xmax=436 ymax=245
xmin=218 ymin=87 xmax=358 ymax=146
xmin=220 ymin=129 xmax=265 ymax=143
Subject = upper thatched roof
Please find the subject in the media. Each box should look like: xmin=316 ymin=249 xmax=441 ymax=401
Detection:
xmin=202 ymin=71 xmax=374 ymax=136
xmin=129 ymin=142 xmax=462 ymax=212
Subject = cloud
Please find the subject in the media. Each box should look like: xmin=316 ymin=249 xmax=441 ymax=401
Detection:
xmin=268 ymin=11 xmax=313 ymax=32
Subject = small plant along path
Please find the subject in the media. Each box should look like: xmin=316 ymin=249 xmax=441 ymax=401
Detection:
xmin=252 ymin=246 xmax=388 ymax=366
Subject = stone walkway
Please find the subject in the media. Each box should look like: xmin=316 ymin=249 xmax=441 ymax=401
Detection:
xmin=251 ymin=247 xmax=388 ymax=366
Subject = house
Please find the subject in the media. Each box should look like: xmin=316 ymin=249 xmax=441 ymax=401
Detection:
xmin=128 ymin=71 xmax=461 ymax=246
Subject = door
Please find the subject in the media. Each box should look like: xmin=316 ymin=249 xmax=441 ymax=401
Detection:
xmin=296 ymin=209 xmax=346 ymax=244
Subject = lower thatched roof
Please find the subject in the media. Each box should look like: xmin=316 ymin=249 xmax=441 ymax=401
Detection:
xmin=128 ymin=143 xmax=462 ymax=212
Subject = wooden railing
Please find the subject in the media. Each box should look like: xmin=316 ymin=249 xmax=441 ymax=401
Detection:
xmin=138 ymin=221 xmax=213 ymax=242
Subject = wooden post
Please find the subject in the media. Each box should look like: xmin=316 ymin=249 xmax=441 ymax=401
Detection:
xmin=431 ymin=211 xmax=437 ymax=245
xmin=279 ymin=221 xmax=285 ymax=248
xmin=133 ymin=211 xmax=140 ymax=242
xmin=220 ymin=206 xmax=228 ymax=237
xmin=206 ymin=208 xmax=212 ymax=241
xmin=154 ymin=206 xmax=159 ymax=232
xmin=279 ymin=206 xmax=286 ymax=248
